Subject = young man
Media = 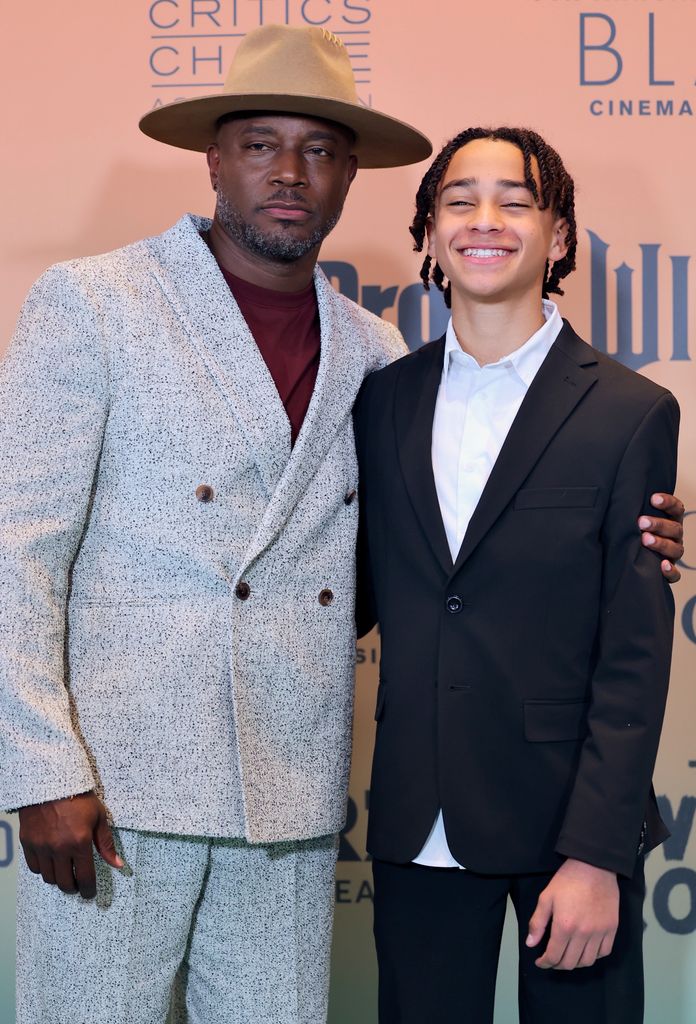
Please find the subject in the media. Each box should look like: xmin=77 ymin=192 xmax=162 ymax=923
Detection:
xmin=355 ymin=127 xmax=681 ymax=1023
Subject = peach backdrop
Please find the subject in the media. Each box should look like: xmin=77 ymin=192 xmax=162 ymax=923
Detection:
xmin=1 ymin=2 xmax=695 ymax=1021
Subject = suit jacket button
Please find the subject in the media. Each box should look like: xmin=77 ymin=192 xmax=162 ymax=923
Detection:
xmin=446 ymin=595 xmax=463 ymax=614
xmin=319 ymin=588 xmax=334 ymax=607
xmin=196 ymin=484 xmax=214 ymax=503
xmin=235 ymin=581 xmax=251 ymax=601
xmin=344 ymin=489 xmax=357 ymax=505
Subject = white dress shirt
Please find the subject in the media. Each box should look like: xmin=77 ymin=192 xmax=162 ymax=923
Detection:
xmin=413 ymin=299 xmax=564 ymax=869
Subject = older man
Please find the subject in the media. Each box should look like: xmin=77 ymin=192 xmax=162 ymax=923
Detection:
xmin=0 ymin=25 xmax=430 ymax=1024
xmin=0 ymin=23 xmax=683 ymax=1024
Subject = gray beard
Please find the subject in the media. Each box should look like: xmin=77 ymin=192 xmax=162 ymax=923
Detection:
xmin=215 ymin=190 xmax=342 ymax=263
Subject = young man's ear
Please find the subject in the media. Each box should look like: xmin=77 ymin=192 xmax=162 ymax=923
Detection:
xmin=549 ymin=217 xmax=569 ymax=263
xmin=426 ymin=217 xmax=437 ymax=259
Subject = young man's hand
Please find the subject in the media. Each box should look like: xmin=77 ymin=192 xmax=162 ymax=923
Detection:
xmin=525 ymin=857 xmax=619 ymax=970
xmin=641 ymin=492 xmax=686 ymax=582
xmin=18 ymin=792 xmax=123 ymax=900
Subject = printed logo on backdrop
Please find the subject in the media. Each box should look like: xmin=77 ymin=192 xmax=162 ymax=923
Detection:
xmin=147 ymin=0 xmax=374 ymax=108
xmin=0 ymin=821 xmax=12 ymax=870
xmin=578 ymin=8 xmax=694 ymax=119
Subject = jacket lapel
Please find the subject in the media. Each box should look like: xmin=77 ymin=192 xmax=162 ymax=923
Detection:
xmin=395 ymin=338 xmax=453 ymax=577
xmin=451 ymin=322 xmax=598 ymax=576
xmin=240 ymin=266 xmax=374 ymax=570
xmin=147 ymin=214 xmax=291 ymax=498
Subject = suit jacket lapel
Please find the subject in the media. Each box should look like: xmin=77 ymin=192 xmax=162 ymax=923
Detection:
xmin=241 ymin=267 xmax=373 ymax=570
xmin=395 ymin=338 xmax=453 ymax=577
xmin=148 ymin=214 xmax=291 ymax=498
xmin=452 ymin=322 xmax=599 ymax=576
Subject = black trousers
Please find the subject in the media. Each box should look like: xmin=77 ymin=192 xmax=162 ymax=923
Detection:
xmin=372 ymin=858 xmax=646 ymax=1024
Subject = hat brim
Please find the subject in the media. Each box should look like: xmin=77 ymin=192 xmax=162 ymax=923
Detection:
xmin=139 ymin=92 xmax=432 ymax=168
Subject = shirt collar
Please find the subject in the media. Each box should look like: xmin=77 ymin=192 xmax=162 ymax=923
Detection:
xmin=443 ymin=300 xmax=564 ymax=389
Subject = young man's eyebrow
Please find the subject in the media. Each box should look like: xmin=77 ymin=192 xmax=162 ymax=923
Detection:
xmin=441 ymin=177 xmax=532 ymax=192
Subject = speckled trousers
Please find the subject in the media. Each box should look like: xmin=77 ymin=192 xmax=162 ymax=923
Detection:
xmin=16 ymin=828 xmax=338 ymax=1024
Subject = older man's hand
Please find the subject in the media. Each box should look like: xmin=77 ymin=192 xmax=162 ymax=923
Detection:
xmin=640 ymin=492 xmax=686 ymax=583
xmin=18 ymin=792 xmax=123 ymax=900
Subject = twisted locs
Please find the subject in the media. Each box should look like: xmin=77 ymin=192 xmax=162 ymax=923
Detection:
xmin=410 ymin=126 xmax=577 ymax=308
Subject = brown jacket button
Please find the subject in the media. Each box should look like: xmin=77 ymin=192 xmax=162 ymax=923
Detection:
xmin=344 ymin=489 xmax=357 ymax=505
xmin=318 ymin=588 xmax=334 ymax=607
xmin=235 ymin=581 xmax=251 ymax=601
xmin=196 ymin=484 xmax=214 ymax=503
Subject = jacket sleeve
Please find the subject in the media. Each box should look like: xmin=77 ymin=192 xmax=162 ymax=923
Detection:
xmin=0 ymin=264 xmax=109 ymax=810
xmin=555 ymin=390 xmax=680 ymax=877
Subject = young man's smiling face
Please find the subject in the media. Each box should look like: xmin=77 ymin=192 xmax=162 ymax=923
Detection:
xmin=427 ymin=137 xmax=568 ymax=308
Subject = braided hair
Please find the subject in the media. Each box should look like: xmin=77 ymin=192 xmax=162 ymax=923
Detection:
xmin=410 ymin=127 xmax=577 ymax=308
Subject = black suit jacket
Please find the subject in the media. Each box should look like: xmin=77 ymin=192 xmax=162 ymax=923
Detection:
xmin=354 ymin=321 xmax=679 ymax=878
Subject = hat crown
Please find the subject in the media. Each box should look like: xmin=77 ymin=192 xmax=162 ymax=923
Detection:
xmin=224 ymin=25 xmax=358 ymax=104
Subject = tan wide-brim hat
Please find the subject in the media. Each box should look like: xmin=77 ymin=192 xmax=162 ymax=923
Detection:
xmin=139 ymin=24 xmax=432 ymax=168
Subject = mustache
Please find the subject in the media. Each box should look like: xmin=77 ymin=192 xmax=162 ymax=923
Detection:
xmin=263 ymin=189 xmax=309 ymax=204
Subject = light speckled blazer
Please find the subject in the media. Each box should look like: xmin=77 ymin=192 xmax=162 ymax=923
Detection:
xmin=0 ymin=214 xmax=405 ymax=842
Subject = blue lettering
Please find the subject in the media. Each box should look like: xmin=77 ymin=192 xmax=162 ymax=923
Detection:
xmin=150 ymin=46 xmax=180 ymax=77
xmin=191 ymin=0 xmax=222 ymax=27
xmin=398 ymin=283 xmax=448 ymax=351
xmin=256 ymin=0 xmax=291 ymax=25
xmin=356 ymin=878 xmax=374 ymax=902
xmin=653 ymin=868 xmax=696 ymax=935
xmin=301 ymin=0 xmax=331 ymax=25
xmin=580 ymin=14 xmax=623 ymax=86
xmin=335 ymin=879 xmax=351 ymax=903
xmin=649 ymin=13 xmax=674 ymax=87
xmin=320 ymin=260 xmax=359 ymax=303
xmin=362 ymin=284 xmax=398 ymax=319
xmin=657 ymin=796 xmax=696 ymax=860
xmin=338 ymin=797 xmax=361 ymax=861
xmin=343 ymin=0 xmax=371 ymax=25
xmin=0 ymin=821 xmax=12 ymax=868
xmin=682 ymin=595 xmax=696 ymax=643
xmin=149 ymin=0 xmax=179 ymax=29
xmin=671 ymin=257 xmax=690 ymax=361
xmin=192 ymin=45 xmax=223 ymax=75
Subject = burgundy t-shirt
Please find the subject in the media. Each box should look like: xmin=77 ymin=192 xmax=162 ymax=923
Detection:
xmin=220 ymin=267 xmax=321 ymax=447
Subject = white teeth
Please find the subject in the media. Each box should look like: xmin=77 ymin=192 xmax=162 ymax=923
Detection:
xmin=462 ymin=248 xmax=510 ymax=257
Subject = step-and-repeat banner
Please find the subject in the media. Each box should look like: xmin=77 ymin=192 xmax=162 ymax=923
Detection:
xmin=1 ymin=2 xmax=695 ymax=1021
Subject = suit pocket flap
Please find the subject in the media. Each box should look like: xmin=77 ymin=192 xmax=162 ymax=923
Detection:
xmin=514 ymin=487 xmax=599 ymax=510
xmin=524 ymin=699 xmax=589 ymax=742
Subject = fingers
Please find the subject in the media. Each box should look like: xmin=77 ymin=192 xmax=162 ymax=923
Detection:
xmin=598 ymin=932 xmax=616 ymax=959
xmin=526 ymin=893 xmax=552 ymax=949
xmin=22 ymin=845 xmax=41 ymax=875
xmin=36 ymin=853 xmax=57 ymax=887
xmin=660 ymin=560 xmax=681 ymax=584
xmin=639 ymin=515 xmax=682 ymax=542
xmin=54 ymin=856 xmax=79 ymax=895
xmin=94 ymin=812 xmax=124 ymax=870
xmin=534 ymin=926 xmax=616 ymax=970
xmin=651 ymin=493 xmax=685 ymax=523
xmin=72 ymin=849 xmax=98 ymax=900
xmin=639 ymin=514 xmax=684 ymax=574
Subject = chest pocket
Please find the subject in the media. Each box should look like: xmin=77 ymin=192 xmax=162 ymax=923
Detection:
xmin=514 ymin=487 xmax=599 ymax=510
